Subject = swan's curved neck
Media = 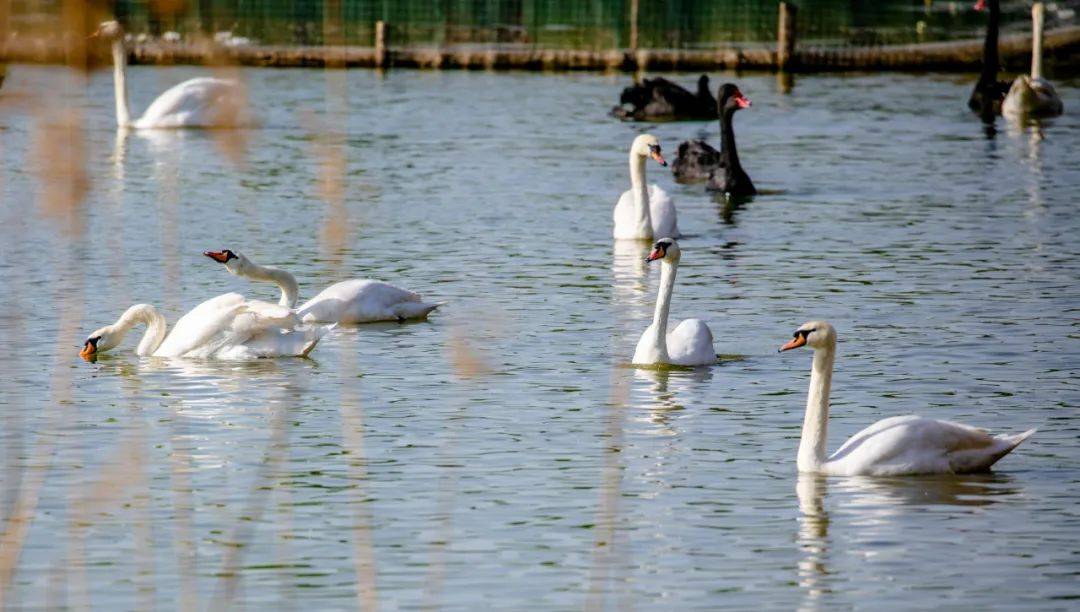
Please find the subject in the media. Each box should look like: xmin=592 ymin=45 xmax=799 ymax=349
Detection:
xmin=240 ymin=261 xmax=299 ymax=308
xmin=799 ymin=345 xmax=834 ymax=472
xmin=720 ymin=107 xmax=742 ymax=170
xmin=1031 ymin=2 xmax=1045 ymax=80
xmin=110 ymin=304 xmax=168 ymax=356
xmin=981 ymin=0 xmax=1001 ymax=80
xmin=111 ymin=39 xmax=132 ymax=128
xmin=650 ymin=258 xmax=678 ymax=362
xmin=629 ymin=152 xmax=653 ymax=236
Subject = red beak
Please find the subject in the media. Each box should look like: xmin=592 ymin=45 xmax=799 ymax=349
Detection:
xmin=645 ymin=247 xmax=665 ymax=262
xmin=735 ymin=92 xmax=751 ymax=109
xmin=204 ymin=250 xmax=230 ymax=263
xmin=973 ymin=0 xmax=986 ymax=10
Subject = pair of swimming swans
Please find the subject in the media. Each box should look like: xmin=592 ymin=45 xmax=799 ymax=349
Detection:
xmin=93 ymin=20 xmax=247 ymax=129
xmin=970 ymin=0 xmax=1063 ymax=120
xmin=627 ymin=258 xmax=1035 ymax=474
xmin=81 ymin=251 xmax=439 ymax=360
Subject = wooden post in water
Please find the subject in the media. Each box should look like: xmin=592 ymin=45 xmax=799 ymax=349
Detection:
xmin=375 ymin=20 xmax=388 ymax=68
xmin=777 ymin=2 xmax=798 ymax=71
xmin=629 ymin=0 xmax=639 ymax=52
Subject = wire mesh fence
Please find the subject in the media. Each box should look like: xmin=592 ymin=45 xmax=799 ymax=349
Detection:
xmin=5 ymin=0 xmax=1059 ymax=51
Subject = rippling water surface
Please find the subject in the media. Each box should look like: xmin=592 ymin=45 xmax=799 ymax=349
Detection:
xmin=1 ymin=66 xmax=1078 ymax=608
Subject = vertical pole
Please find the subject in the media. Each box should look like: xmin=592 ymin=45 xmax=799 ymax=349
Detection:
xmin=629 ymin=0 xmax=639 ymax=51
xmin=778 ymin=1 xmax=797 ymax=71
xmin=375 ymin=20 xmax=387 ymax=68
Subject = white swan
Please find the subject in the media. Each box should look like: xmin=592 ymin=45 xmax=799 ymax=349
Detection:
xmin=204 ymin=250 xmax=440 ymax=324
xmin=779 ymin=321 xmax=1036 ymax=476
xmin=632 ymin=238 xmax=715 ymax=366
xmin=613 ymin=134 xmax=679 ymax=240
xmin=80 ymin=294 xmax=329 ymax=361
xmin=1003 ymin=2 xmax=1064 ymax=119
xmin=92 ymin=20 xmax=249 ymax=129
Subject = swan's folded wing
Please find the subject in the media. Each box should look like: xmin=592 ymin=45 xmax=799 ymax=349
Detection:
xmin=138 ymin=77 xmax=242 ymax=128
xmin=648 ymin=184 xmax=679 ymax=238
xmin=154 ymin=292 xmax=248 ymax=357
xmin=666 ymin=318 xmax=715 ymax=366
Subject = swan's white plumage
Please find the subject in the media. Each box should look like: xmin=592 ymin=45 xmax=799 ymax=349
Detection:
xmin=86 ymin=293 xmax=327 ymax=360
xmin=614 ymin=184 xmax=679 ymax=240
xmin=207 ymin=251 xmax=440 ymax=325
xmin=298 ymin=279 xmax=439 ymax=324
xmin=823 ymin=415 xmax=1036 ymax=476
xmin=97 ymin=20 xmax=247 ymax=129
xmin=631 ymin=239 xmax=715 ymax=367
xmin=782 ymin=321 xmax=1035 ymax=476
xmin=132 ymin=77 xmax=247 ymax=129
xmin=614 ymin=134 xmax=680 ymax=240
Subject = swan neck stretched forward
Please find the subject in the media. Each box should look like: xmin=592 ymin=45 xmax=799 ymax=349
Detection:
xmin=799 ymin=345 xmax=834 ymax=472
xmin=111 ymin=38 xmax=132 ymax=128
xmin=628 ymin=150 xmax=653 ymax=237
xmin=241 ymin=260 xmax=300 ymax=308
xmin=1031 ymin=2 xmax=1045 ymax=80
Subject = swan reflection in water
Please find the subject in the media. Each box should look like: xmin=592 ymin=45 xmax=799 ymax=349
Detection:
xmin=629 ymin=366 xmax=713 ymax=436
xmin=796 ymin=472 xmax=1022 ymax=609
xmin=610 ymin=239 xmax=651 ymax=311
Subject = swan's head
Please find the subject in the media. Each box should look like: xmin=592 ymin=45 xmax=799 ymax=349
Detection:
xmin=80 ymin=325 xmax=119 ymax=360
xmin=779 ymin=321 xmax=836 ymax=352
xmin=632 ymin=134 xmax=667 ymax=167
xmin=645 ymin=237 xmax=681 ymax=264
xmin=697 ymin=75 xmax=711 ymax=93
xmin=718 ymin=84 xmax=751 ymax=111
xmin=204 ymin=249 xmax=246 ymax=275
xmin=92 ymin=20 xmax=124 ymax=39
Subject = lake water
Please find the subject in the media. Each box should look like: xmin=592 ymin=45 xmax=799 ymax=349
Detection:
xmin=1 ymin=66 xmax=1078 ymax=609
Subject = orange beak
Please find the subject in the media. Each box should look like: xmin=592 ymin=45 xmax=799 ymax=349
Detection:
xmin=650 ymin=149 xmax=667 ymax=167
xmin=204 ymin=250 xmax=230 ymax=263
xmin=645 ymin=247 xmax=665 ymax=262
xmin=779 ymin=335 xmax=807 ymax=352
xmin=79 ymin=340 xmax=97 ymax=361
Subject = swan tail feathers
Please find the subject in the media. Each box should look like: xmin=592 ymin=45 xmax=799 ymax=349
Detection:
xmin=393 ymin=301 xmax=440 ymax=321
xmin=1001 ymin=428 xmax=1037 ymax=447
xmin=952 ymin=428 xmax=1036 ymax=473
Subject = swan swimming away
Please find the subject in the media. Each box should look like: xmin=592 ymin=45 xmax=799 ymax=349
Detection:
xmin=92 ymin=20 xmax=249 ymax=129
xmin=632 ymin=238 xmax=716 ymax=367
xmin=779 ymin=321 xmax=1035 ymax=476
xmin=204 ymin=250 xmax=440 ymax=324
xmin=1002 ymin=2 xmax=1064 ymax=119
xmin=614 ymin=135 xmax=679 ymax=241
xmin=80 ymin=294 xmax=329 ymax=361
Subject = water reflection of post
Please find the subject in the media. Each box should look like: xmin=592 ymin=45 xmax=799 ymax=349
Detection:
xmin=796 ymin=473 xmax=830 ymax=610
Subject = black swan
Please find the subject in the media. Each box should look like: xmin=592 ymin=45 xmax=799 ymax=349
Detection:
xmin=671 ymin=84 xmax=756 ymax=197
xmin=612 ymin=75 xmax=718 ymax=121
xmin=968 ymin=0 xmax=1010 ymax=119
